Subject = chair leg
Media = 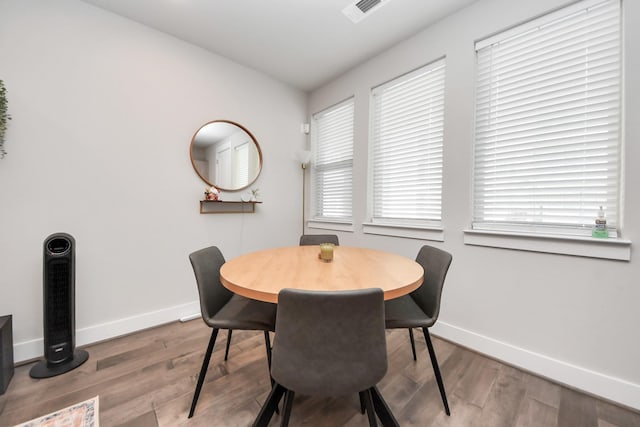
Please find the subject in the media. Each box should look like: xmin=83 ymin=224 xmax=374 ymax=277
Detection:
xmin=359 ymin=391 xmax=366 ymax=414
xmin=422 ymin=328 xmax=450 ymax=416
xmin=264 ymin=331 xmax=272 ymax=369
xmin=363 ymin=388 xmax=378 ymax=427
xmin=188 ymin=328 xmax=219 ymax=418
xmin=224 ymin=329 xmax=233 ymax=361
xmin=280 ymin=389 xmax=295 ymax=427
xmin=370 ymin=386 xmax=399 ymax=427
xmin=252 ymin=382 xmax=286 ymax=427
xmin=263 ymin=331 xmax=279 ymax=415
xmin=408 ymin=328 xmax=417 ymax=361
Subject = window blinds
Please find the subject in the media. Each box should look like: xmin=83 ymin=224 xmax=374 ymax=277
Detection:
xmin=371 ymin=59 xmax=445 ymax=225
xmin=311 ymin=98 xmax=354 ymax=220
xmin=473 ymin=0 xmax=621 ymax=236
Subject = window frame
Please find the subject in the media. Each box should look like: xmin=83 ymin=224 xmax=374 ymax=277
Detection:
xmin=309 ymin=97 xmax=355 ymax=227
xmin=466 ymin=0 xmax=629 ymax=260
xmin=364 ymin=58 xmax=447 ymax=241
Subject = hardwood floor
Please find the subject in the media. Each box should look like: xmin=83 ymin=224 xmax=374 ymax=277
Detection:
xmin=1 ymin=320 xmax=638 ymax=427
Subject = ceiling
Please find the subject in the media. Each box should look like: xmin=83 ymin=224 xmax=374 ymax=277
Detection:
xmin=80 ymin=0 xmax=477 ymax=92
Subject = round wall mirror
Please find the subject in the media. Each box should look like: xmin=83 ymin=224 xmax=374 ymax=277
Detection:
xmin=190 ymin=120 xmax=263 ymax=191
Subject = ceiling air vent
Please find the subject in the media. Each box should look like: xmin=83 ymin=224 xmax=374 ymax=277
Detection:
xmin=342 ymin=0 xmax=389 ymax=23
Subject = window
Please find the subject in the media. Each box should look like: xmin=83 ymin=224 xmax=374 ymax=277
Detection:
xmin=369 ymin=59 xmax=446 ymax=228
xmin=311 ymin=98 xmax=354 ymax=221
xmin=472 ymin=0 xmax=622 ymax=238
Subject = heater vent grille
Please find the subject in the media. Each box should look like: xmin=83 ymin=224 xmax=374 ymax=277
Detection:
xmin=342 ymin=0 xmax=390 ymax=23
xmin=356 ymin=0 xmax=381 ymax=13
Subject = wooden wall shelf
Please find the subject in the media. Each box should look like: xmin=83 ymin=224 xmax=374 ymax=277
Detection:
xmin=199 ymin=200 xmax=262 ymax=214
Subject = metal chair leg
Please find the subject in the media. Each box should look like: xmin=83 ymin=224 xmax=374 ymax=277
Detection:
xmin=280 ymin=389 xmax=295 ymax=427
xmin=408 ymin=328 xmax=417 ymax=361
xmin=423 ymin=328 xmax=450 ymax=416
xmin=263 ymin=331 xmax=279 ymax=415
xmin=370 ymin=386 xmax=399 ymax=427
xmin=363 ymin=388 xmax=378 ymax=427
xmin=253 ymin=382 xmax=286 ymax=427
xmin=264 ymin=331 xmax=272 ymax=369
xmin=224 ymin=329 xmax=233 ymax=361
xmin=188 ymin=328 xmax=219 ymax=418
xmin=359 ymin=391 xmax=366 ymax=414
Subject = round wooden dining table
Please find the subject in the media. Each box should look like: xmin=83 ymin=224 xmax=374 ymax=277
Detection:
xmin=223 ymin=245 xmax=418 ymax=427
xmin=220 ymin=245 xmax=424 ymax=303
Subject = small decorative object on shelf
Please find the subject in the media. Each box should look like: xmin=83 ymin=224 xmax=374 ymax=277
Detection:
xmin=251 ymin=187 xmax=260 ymax=202
xmin=204 ymin=186 xmax=219 ymax=201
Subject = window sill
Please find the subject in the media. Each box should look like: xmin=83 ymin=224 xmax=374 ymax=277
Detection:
xmin=463 ymin=229 xmax=631 ymax=261
xmin=307 ymin=219 xmax=354 ymax=232
xmin=363 ymin=222 xmax=444 ymax=241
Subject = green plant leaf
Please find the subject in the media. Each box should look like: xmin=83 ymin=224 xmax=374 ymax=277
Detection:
xmin=0 ymin=79 xmax=11 ymax=159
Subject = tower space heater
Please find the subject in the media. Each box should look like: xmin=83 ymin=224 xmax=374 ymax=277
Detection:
xmin=29 ymin=233 xmax=88 ymax=378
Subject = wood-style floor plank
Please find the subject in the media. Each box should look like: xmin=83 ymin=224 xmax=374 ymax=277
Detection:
xmin=475 ymin=365 xmax=527 ymax=427
xmin=514 ymin=397 xmax=558 ymax=427
xmin=1 ymin=320 xmax=638 ymax=427
xmin=596 ymin=398 xmax=640 ymax=427
xmin=558 ymin=387 xmax=599 ymax=427
xmin=452 ymin=354 xmax=501 ymax=408
xmin=521 ymin=371 xmax=562 ymax=410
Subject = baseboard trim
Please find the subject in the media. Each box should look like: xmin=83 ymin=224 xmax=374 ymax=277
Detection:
xmin=179 ymin=313 xmax=202 ymax=322
xmin=13 ymin=301 xmax=201 ymax=363
xmin=431 ymin=321 xmax=640 ymax=411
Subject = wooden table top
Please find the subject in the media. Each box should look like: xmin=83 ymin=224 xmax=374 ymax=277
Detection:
xmin=220 ymin=245 xmax=424 ymax=303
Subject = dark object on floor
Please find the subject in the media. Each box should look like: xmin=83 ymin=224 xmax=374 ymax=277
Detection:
xmin=188 ymin=245 xmax=277 ymax=418
xmin=30 ymin=233 xmax=88 ymax=379
xmin=254 ymin=288 xmax=396 ymax=426
xmin=0 ymin=314 xmax=14 ymax=394
xmin=384 ymin=244 xmax=452 ymax=415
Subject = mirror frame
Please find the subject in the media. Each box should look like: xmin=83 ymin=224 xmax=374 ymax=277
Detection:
xmin=189 ymin=119 xmax=263 ymax=192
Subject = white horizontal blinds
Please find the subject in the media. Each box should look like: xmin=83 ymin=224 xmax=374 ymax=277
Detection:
xmin=371 ymin=59 xmax=445 ymax=225
xmin=473 ymin=0 xmax=621 ymax=236
xmin=312 ymin=98 xmax=354 ymax=220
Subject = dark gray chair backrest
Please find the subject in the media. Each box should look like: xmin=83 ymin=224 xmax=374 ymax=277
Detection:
xmin=271 ymin=288 xmax=387 ymax=397
xmin=299 ymin=234 xmax=340 ymax=246
xmin=410 ymin=245 xmax=452 ymax=322
xmin=189 ymin=246 xmax=234 ymax=324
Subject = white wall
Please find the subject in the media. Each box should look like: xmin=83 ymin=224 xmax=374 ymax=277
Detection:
xmin=309 ymin=0 xmax=640 ymax=410
xmin=0 ymin=0 xmax=307 ymax=362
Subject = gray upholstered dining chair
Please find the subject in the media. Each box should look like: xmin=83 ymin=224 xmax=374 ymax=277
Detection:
xmin=299 ymin=234 xmax=340 ymax=246
xmin=253 ymin=288 xmax=392 ymax=427
xmin=384 ymin=244 xmax=452 ymax=416
xmin=188 ymin=246 xmax=277 ymax=418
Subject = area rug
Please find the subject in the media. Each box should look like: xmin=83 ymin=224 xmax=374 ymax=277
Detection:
xmin=13 ymin=396 xmax=99 ymax=427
